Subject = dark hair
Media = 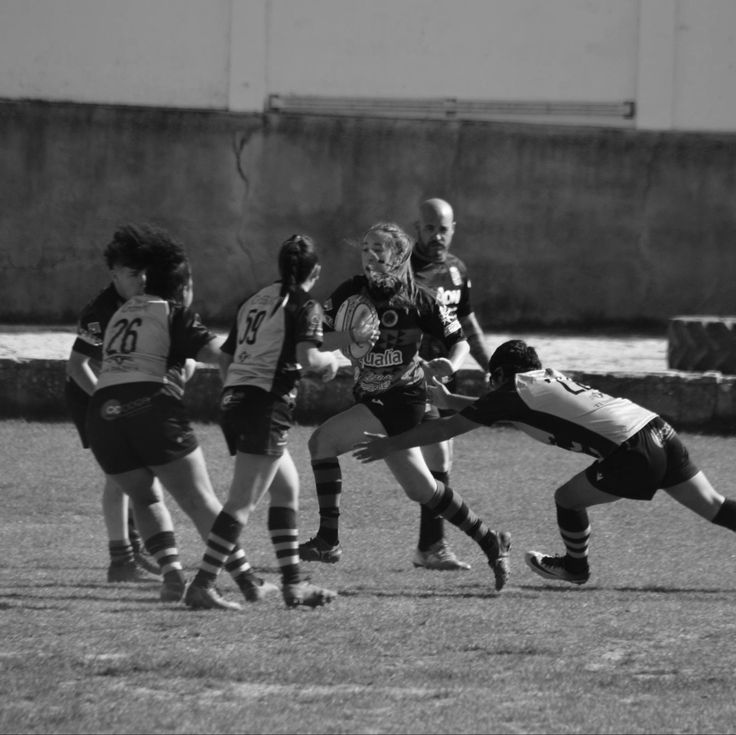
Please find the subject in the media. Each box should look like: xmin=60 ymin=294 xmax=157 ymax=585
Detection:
xmin=109 ymin=223 xmax=191 ymax=303
xmin=103 ymin=224 xmax=151 ymax=270
xmin=277 ymin=234 xmax=319 ymax=296
xmin=145 ymin=256 xmax=191 ymax=303
xmin=488 ymin=340 xmax=542 ymax=376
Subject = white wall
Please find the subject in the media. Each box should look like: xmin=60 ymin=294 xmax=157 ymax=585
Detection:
xmin=0 ymin=0 xmax=231 ymax=108
xmin=265 ymin=0 xmax=637 ymax=100
xmin=1 ymin=0 xmax=735 ymax=131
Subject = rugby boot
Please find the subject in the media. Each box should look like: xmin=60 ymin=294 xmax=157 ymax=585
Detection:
xmin=525 ymin=551 xmax=589 ymax=585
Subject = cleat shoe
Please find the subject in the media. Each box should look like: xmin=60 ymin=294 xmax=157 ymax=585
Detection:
xmin=283 ymin=581 xmax=337 ymax=609
xmin=107 ymin=561 xmax=156 ymax=583
xmin=160 ymin=578 xmax=186 ymax=603
xmin=184 ymin=582 xmax=242 ymax=611
xmin=487 ymin=530 xmax=512 ymax=592
xmin=133 ymin=550 xmax=161 ymax=576
xmin=525 ymin=551 xmax=589 ymax=585
xmin=298 ymin=537 xmax=343 ymax=564
xmin=242 ymin=578 xmax=280 ymax=603
xmin=412 ymin=540 xmax=471 ymax=571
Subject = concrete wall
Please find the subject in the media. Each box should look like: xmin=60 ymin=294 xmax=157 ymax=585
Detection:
xmin=3 ymin=359 xmax=735 ymax=433
xmin=2 ymin=100 xmax=736 ymax=327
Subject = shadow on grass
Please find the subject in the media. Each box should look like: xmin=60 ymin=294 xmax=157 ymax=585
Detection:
xmin=518 ymin=583 xmax=735 ymax=595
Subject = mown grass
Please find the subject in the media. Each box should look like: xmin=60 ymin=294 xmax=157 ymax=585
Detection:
xmin=1 ymin=420 xmax=735 ymax=734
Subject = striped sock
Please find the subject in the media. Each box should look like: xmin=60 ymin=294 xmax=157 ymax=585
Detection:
xmin=108 ymin=540 xmax=135 ymax=566
xmin=268 ymin=506 xmax=301 ymax=586
xmin=225 ymin=546 xmax=262 ymax=593
xmin=312 ymin=458 xmax=341 ymax=546
xmin=423 ymin=481 xmax=497 ymax=559
xmin=556 ymin=504 xmax=591 ymax=570
xmin=418 ymin=471 xmax=449 ymax=550
xmin=193 ymin=510 xmax=242 ymax=588
xmin=145 ymin=531 xmax=184 ymax=584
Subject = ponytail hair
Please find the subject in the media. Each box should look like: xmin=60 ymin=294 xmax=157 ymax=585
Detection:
xmin=278 ymin=234 xmax=319 ymax=298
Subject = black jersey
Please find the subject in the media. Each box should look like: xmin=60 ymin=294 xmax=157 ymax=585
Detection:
xmin=411 ymin=251 xmax=473 ymax=361
xmin=69 ymin=283 xmax=124 ymax=375
xmin=221 ymin=282 xmax=324 ymax=398
xmin=460 ymin=368 xmax=657 ymax=459
xmin=323 ymin=275 xmax=465 ymax=397
xmin=96 ymin=294 xmax=216 ymax=399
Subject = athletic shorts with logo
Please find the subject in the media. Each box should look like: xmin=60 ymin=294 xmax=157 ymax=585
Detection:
xmin=87 ymin=383 xmax=198 ymax=474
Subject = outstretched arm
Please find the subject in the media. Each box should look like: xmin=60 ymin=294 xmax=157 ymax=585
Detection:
xmin=352 ymin=413 xmax=479 ymax=463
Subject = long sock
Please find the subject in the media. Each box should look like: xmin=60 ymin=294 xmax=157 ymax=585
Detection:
xmin=224 ymin=546 xmax=263 ymax=594
xmin=193 ymin=510 xmax=242 ymax=587
xmin=109 ymin=540 xmax=135 ymax=566
xmin=712 ymin=497 xmax=736 ymax=531
xmin=313 ymin=458 xmax=341 ymax=546
xmin=418 ymin=471 xmax=449 ymax=550
xmin=422 ymin=481 xmax=497 ymax=560
xmin=128 ymin=516 xmax=144 ymax=554
xmin=145 ymin=531 xmax=185 ymax=585
xmin=268 ymin=506 xmax=301 ymax=586
xmin=556 ymin=503 xmax=591 ymax=570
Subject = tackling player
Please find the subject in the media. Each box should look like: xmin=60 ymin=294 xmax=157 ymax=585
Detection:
xmin=354 ymin=339 xmax=736 ymax=585
xmin=410 ymin=198 xmax=492 ymax=571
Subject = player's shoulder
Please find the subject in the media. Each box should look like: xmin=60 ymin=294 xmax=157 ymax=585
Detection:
xmin=77 ymin=284 xmax=121 ymax=323
xmin=445 ymin=253 xmax=469 ymax=276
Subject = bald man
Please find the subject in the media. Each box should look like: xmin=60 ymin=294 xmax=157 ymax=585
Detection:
xmin=410 ymin=198 xmax=492 ymax=570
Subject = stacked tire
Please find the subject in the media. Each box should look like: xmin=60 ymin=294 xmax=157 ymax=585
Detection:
xmin=667 ymin=316 xmax=736 ymax=373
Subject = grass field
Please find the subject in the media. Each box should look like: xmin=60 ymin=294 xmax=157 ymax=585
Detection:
xmin=1 ymin=419 xmax=735 ymax=734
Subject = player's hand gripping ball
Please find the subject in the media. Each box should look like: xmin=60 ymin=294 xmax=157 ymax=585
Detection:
xmin=334 ymin=294 xmax=380 ymax=360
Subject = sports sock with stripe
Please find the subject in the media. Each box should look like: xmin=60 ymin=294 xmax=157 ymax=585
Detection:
xmin=312 ymin=458 xmax=341 ymax=546
xmin=418 ymin=471 xmax=449 ymax=551
xmin=556 ymin=503 xmax=591 ymax=571
xmin=422 ymin=481 xmax=497 ymax=560
xmin=268 ymin=506 xmax=301 ymax=586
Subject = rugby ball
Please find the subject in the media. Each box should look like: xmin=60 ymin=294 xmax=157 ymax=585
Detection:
xmin=334 ymin=294 xmax=380 ymax=360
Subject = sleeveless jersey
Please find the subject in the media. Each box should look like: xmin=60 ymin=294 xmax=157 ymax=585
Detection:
xmin=460 ymin=368 xmax=657 ymax=459
xmin=96 ymin=294 xmax=216 ymax=398
xmin=221 ymin=282 xmax=324 ymax=398
xmin=411 ymin=251 xmax=473 ymax=362
xmin=323 ymin=275 xmax=465 ymax=397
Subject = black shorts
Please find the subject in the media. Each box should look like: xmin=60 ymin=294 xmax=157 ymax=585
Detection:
xmin=87 ymin=383 xmax=198 ymax=474
xmin=220 ymin=386 xmax=294 ymax=457
xmin=586 ymin=417 xmax=700 ymax=500
xmin=358 ymin=382 xmax=427 ymax=436
xmin=65 ymin=378 xmax=91 ymax=448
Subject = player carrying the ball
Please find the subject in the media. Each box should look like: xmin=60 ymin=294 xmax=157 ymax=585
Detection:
xmin=299 ymin=221 xmax=511 ymax=592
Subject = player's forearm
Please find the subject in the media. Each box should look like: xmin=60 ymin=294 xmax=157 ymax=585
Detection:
xmin=461 ymin=314 xmax=491 ymax=370
xmin=443 ymin=393 xmax=477 ymax=411
xmin=66 ymin=356 xmax=97 ymax=395
xmin=447 ymin=340 xmax=470 ymax=372
xmin=385 ymin=420 xmax=456 ymax=454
